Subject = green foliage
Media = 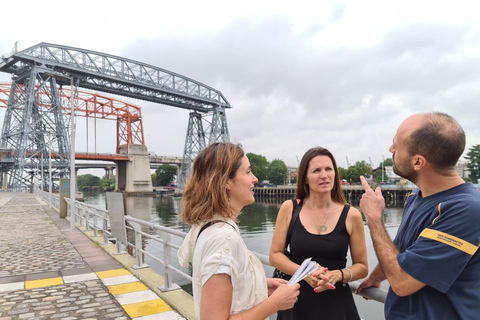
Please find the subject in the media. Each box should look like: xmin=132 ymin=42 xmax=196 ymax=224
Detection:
xmin=373 ymin=158 xmax=393 ymax=183
xmin=246 ymin=153 xmax=289 ymax=185
xmin=268 ymin=159 xmax=288 ymax=185
xmin=153 ymin=164 xmax=178 ymax=186
xmin=465 ymin=144 xmax=480 ymax=183
xmin=77 ymin=174 xmax=115 ymax=190
xmin=77 ymin=174 xmax=101 ymax=189
xmin=338 ymin=160 xmax=372 ymax=183
xmin=246 ymin=152 xmax=269 ymax=182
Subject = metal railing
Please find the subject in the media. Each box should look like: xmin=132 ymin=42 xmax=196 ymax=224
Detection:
xmin=34 ymin=187 xmax=386 ymax=302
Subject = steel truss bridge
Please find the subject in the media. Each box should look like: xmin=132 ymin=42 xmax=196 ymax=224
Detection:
xmin=0 ymin=43 xmax=230 ymax=189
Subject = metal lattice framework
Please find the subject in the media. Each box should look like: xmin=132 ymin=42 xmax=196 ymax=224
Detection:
xmin=0 ymin=83 xmax=145 ymax=153
xmin=0 ymin=43 xmax=231 ymax=189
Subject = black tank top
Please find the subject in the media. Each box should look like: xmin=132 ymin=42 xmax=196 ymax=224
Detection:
xmin=277 ymin=204 xmax=361 ymax=320
xmin=289 ymin=204 xmax=350 ymax=270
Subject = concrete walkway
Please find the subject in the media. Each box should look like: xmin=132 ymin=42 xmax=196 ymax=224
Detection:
xmin=0 ymin=193 xmax=186 ymax=320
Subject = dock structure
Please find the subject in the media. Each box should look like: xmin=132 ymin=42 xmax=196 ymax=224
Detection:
xmin=0 ymin=193 xmax=187 ymax=320
xmin=254 ymin=185 xmax=415 ymax=207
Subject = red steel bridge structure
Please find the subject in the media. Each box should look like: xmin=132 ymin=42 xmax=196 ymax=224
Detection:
xmin=0 ymin=43 xmax=230 ymax=190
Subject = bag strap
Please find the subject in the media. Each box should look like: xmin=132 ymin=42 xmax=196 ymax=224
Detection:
xmin=285 ymin=199 xmax=303 ymax=249
xmin=196 ymin=220 xmax=235 ymax=245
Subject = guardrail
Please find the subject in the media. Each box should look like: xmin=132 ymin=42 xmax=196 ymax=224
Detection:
xmin=34 ymin=187 xmax=386 ymax=303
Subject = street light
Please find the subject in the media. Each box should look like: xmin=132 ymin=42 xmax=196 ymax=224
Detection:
xmin=49 ymin=147 xmax=52 ymax=208
xmin=70 ymin=76 xmax=76 ymax=230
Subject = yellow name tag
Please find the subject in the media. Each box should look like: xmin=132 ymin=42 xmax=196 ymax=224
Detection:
xmin=419 ymin=228 xmax=478 ymax=255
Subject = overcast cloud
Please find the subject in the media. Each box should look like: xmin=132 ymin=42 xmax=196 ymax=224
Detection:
xmin=1 ymin=0 xmax=480 ymax=174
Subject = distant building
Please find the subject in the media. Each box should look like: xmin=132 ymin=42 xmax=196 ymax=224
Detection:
xmin=456 ymin=161 xmax=469 ymax=178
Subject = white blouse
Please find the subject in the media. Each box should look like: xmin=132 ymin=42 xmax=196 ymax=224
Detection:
xmin=178 ymin=218 xmax=268 ymax=319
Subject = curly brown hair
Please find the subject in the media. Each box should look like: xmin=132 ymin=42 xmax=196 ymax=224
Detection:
xmin=180 ymin=142 xmax=244 ymax=225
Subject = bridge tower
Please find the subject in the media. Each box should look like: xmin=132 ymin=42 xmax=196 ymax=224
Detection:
xmin=179 ymin=108 xmax=229 ymax=187
xmin=0 ymin=43 xmax=231 ymax=191
xmin=0 ymin=69 xmax=76 ymax=189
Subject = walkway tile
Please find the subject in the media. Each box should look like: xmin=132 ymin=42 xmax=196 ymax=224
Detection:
xmin=134 ymin=311 xmax=187 ymax=320
xmin=63 ymin=272 xmax=98 ymax=283
xmin=123 ymin=299 xmax=172 ymax=318
xmin=108 ymin=281 xmax=148 ymax=295
xmin=25 ymin=276 xmax=63 ymax=289
xmin=97 ymin=268 xmax=132 ymax=279
xmin=101 ymin=274 xmax=139 ymax=286
xmin=0 ymin=281 xmax=23 ymax=293
xmin=115 ymin=289 xmax=160 ymax=305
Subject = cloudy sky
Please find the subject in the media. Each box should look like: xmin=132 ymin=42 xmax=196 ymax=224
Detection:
xmin=1 ymin=0 xmax=480 ymax=174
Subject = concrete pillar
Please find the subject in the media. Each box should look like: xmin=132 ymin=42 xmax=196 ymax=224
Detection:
xmin=118 ymin=144 xmax=153 ymax=193
xmin=59 ymin=178 xmax=70 ymax=218
xmin=106 ymin=166 xmax=114 ymax=180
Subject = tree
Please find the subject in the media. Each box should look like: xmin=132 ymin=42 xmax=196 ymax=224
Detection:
xmin=153 ymin=164 xmax=178 ymax=186
xmin=267 ymin=159 xmax=288 ymax=186
xmin=246 ymin=152 xmax=268 ymax=182
xmin=465 ymin=144 xmax=480 ymax=183
xmin=373 ymin=158 xmax=393 ymax=183
xmin=338 ymin=161 xmax=372 ymax=183
xmin=77 ymin=174 xmax=101 ymax=189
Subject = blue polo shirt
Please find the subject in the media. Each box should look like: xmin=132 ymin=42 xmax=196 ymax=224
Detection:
xmin=385 ymin=183 xmax=480 ymax=320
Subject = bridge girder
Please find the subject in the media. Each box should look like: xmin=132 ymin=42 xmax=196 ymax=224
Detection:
xmin=0 ymin=43 xmax=231 ymax=189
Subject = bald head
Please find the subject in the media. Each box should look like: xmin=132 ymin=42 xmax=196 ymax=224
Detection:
xmin=402 ymin=112 xmax=465 ymax=174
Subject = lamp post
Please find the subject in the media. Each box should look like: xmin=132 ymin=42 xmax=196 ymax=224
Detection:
xmin=382 ymin=154 xmax=385 ymax=183
xmin=70 ymin=76 xmax=76 ymax=230
xmin=49 ymin=147 xmax=52 ymax=208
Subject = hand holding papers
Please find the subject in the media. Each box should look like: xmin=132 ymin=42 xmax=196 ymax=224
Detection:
xmin=288 ymin=257 xmax=318 ymax=286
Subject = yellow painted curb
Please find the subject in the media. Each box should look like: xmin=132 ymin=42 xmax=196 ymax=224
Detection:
xmin=96 ymin=268 xmax=131 ymax=279
xmin=123 ymin=299 xmax=172 ymax=318
xmin=108 ymin=282 xmax=148 ymax=295
xmin=25 ymin=277 xmax=63 ymax=289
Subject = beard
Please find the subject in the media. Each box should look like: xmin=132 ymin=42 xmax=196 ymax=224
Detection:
xmin=392 ymin=155 xmax=418 ymax=183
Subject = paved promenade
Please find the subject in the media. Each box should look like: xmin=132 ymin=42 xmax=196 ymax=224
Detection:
xmin=0 ymin=193 xmax=186 ymax=320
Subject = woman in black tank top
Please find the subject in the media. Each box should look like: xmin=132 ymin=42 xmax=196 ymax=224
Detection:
xmin=270 ymin=147 xmax=368 ymax=319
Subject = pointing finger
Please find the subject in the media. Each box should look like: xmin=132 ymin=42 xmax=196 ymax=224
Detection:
xmin=360 ymin=176 xmax=371 ymax=191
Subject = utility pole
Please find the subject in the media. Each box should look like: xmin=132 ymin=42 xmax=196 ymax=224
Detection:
xmin=382 ymin=154 xmax=385 ymax=183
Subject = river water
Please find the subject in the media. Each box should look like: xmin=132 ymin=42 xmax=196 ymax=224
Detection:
xmin=83 ymin=191 xmax=403 ymax=320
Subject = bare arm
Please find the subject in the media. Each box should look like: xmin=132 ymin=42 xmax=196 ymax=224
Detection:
xmin=269 ymin=200 xmax=301 ymax=276
xmin=200 ymin=274 xmax=299 ymax=320
xmin=346 ymin=207 xmax=369 ymax=281
xmin=359 ymin=176 xmax=426 ymax=296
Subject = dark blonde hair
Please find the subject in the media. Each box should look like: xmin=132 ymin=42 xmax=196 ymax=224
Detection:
xmin=180 ymin=142 xmax=244 ymax=225
xmin=296 ymin=147 xmax=346 ymax=204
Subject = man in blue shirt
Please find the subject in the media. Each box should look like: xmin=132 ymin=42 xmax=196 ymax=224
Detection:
xmin=356 ymin=112 xmax=480 ymax=319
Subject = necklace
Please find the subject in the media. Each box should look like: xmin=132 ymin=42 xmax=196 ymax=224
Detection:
xmin=305 ymin=202 xmax=331 ymax=234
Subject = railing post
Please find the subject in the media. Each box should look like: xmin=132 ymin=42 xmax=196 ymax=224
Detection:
xmin=129 ymin=222 xmax=148 ymax=270
xmin=101 ymin=211 xmax=109 ymax=245
xmin=158 ymin=231 xmax=180 ymax=292
xmin=85 ymin=208 xmax=90 ymax=231
xmin=92 ymin=208 xmax=98 ymax=237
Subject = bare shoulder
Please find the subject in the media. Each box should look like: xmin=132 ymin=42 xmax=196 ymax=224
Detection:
xmin=346 ymin=206 xmax=364 ymax=221
xmin=277 ymin=199 xmax=297 ymax=220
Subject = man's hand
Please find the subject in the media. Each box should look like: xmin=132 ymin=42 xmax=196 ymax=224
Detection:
xmin=355 ymin=274 xmax=382 ymax=299
xmin=359 ymin=176 xmax=385 ymax=223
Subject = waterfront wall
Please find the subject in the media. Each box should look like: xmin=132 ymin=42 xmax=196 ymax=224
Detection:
xmin=254 ymin=185 xmax=415 ymax=207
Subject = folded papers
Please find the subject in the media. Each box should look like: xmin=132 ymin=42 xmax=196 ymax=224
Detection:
xmin=288 ymin=257 xmax=318 ymax=286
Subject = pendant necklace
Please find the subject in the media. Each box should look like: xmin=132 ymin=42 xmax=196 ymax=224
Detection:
xmin=319 ymin=215 xmax=329 ymax=233
xmin=305 ymin=202 xmax=330 ymax=234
